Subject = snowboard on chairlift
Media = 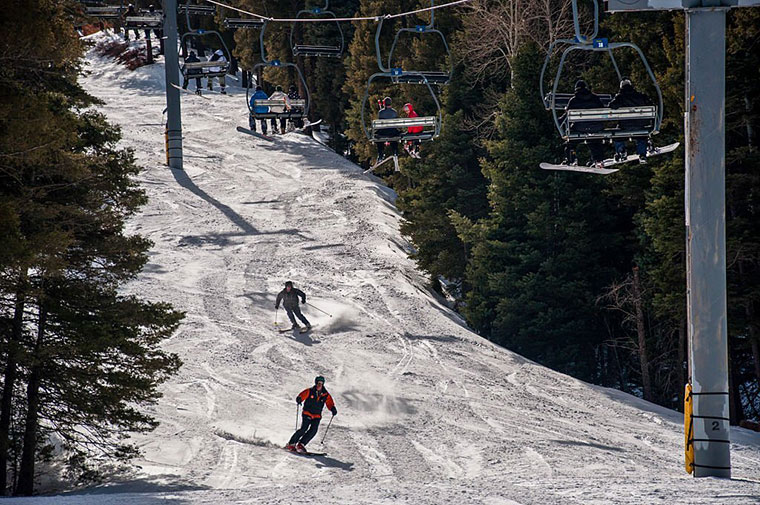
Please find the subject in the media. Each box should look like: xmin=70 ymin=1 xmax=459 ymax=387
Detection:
xmin=236 ymin=126 xmax=274 ymax=142
xmin=539 ymin=142 xmax=680 ymax=175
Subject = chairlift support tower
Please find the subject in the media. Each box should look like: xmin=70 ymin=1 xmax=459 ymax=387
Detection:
xmin=163 ymin=0 xmax=183 ymax=170
xmin=606 ymin=0 xmax=760 ymax=479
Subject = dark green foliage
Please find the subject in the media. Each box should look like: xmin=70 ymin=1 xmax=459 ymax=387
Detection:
xmin=456 ymin=44 xmax=625 ymax=381
xmin=0 ymin=0 xmax=182 ymax=495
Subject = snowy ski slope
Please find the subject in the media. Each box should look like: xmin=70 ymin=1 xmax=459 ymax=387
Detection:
xmin=15 ymin=33 xmax=760 ymax=504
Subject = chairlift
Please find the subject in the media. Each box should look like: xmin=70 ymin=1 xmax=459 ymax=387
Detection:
xmin=224 ymin=18 xmax=265 ymax=30
xmin=247 ymin=21 xmax=311 ymax=122
xmin=84 ymin=1 xmax=124 ymax=20
xmin=179 ymin=3 xmax=231 ymax=80
xmin=360 ymin=16 xmax=443 ymax=145
xmin=539 ymin=0 xmax=664 ymax=143
xmin=382 ymin=0 xmax=452 ymax=85
xmin=125 ymin=12 xmax=163 ymax=30
xmin=289 ymin=1 xmax=345 ymax=58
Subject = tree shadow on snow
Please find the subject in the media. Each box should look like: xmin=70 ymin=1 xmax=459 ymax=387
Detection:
xmin=63 ymin=476 xmax=209 ymax=500
xmin=550 ymin=439 xmax=625 ymax=453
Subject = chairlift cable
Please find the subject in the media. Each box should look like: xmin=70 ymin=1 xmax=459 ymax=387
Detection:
xmin=203 ymin=0 xmax=474 ymax=23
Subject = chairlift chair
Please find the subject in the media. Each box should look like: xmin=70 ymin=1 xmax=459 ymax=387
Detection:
xmin=179 ymin=4 xmax=232 ymax=80
xmin=360 ymin=15 xmax=443 ymax=146
xmin=539 ymin=0 xmax=664 ymax=143
xmin=247 ymin=21 xmax=311 ymax=122
xmin=382 ymin=1 xmax=453 ymax=86
xmin=224 ymin=18 xmax=265 ymax=30
xmin=84 ymin=1 xmax=124 ymax=20
xmin=125 ymin=12 xmax=163 ymax=30
xmin=289 ymin=1 xmax=345 ymax=58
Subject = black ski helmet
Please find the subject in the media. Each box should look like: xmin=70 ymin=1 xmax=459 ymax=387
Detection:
xmin=383 ymin=96 xmax=392 ymax=107
xmin=276 ymin=85 xmax=283 ymax=92
xmin=285 ymin=281 xmax=293 ymax=288
xmin=314 ymin=376 xmax=325 ymax=385
xmin=574 ymin=80 xmax=587 ymax=91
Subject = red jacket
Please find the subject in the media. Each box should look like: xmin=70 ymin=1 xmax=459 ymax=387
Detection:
xmin=405 ymin=103 xmax=423 ymax=134
xmin=297 ymin=386 xmax=336 ymax=419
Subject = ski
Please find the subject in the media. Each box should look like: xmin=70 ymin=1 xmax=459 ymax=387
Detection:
xmin=539 ymin=142 xmax=680 ymax=174
xmin=539 ymin=162 xmax=620 ymax=175
xmin=299 ymin=325 xmax=314 ymax=334
xmin=284 ymin=448 xmax=326 ymax=457
xmin=364 ymin=155 xmax=397 ymax=174
xmin=236 ymin=126 xmax=274 ymax=142
xmin=170 ymin=83 xmax=210 ymax=100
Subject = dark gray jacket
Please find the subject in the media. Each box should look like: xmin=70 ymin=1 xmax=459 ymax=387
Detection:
xmin=276 ymin=288 xmax=306 ymax=309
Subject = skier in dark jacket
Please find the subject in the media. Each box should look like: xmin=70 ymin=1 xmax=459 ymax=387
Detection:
xmin=286 ymin=376 xmax=337 ymax=453
xmin=564 ymin=80 xmax=606 ymax=166
xmin=275 ymin=281 xmax=311 ymax=330
xmin=287 ymin=85 xmax=304 ymax=130
xmin=609 ymin=78 xmax=653 ymax=164
xmin=376 ymin=97 xmax=400 ymax=163
xmin=181 ymin=51 xmax=203 ymax=95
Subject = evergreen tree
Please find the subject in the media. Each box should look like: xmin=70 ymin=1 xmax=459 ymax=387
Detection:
xmin=457 ymin=43 xmax=626 ymax=381
xmin=0 ymin=0 xmax=182 ymax=494
xmin=397 ymin=62 xmax=488 ymax=293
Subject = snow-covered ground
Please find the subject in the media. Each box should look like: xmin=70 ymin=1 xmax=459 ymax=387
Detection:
xmin=15 ymin=32 xmax=760 ymax=504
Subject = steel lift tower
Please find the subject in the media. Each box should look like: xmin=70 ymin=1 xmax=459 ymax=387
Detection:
xmin=606 ymin=0 xmax=760 ymax=478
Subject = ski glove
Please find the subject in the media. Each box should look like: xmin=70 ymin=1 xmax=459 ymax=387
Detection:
xmin=301 ymin=298 xmax=306 ymax=304
xmin=275 ymin=304 xmax=279 ymax=310
xmin=296 ymin=398 xmax=302 ymax=405
xmin=331 ymin=407 xmax=337 ymax=416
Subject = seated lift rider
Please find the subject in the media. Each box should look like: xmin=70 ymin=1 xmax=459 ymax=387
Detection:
xmin=563 ymin=80 xmax=605 ymax=168
xmin=249 ymin=85 xmax=270 ymax=134
xmin=376 ymin=97 xmax=400 ymax=163
xmin=609 ymin=78 xmax=653 ymax=164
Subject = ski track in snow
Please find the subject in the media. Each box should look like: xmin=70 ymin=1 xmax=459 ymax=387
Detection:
xmin=14 ymin=32 xmax=760 ymax=504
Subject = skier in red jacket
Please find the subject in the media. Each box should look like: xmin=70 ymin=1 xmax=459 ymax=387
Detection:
xmin=286 ymin=376 xmax=337 ymax=453
xmin=403 ymin=102 xmax=422 ymax=158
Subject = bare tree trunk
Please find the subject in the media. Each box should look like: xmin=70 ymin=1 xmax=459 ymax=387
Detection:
xmin=15 ymin=305 xmax=46 ymax=497
xmin=632 ymin=266 xmax=653 ymax=402
xmin=0 ymin=281 xmax=26 ymax=495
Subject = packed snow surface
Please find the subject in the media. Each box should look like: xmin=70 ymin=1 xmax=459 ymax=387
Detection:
xmin=16 ymin=32 xmax=760 ymax=504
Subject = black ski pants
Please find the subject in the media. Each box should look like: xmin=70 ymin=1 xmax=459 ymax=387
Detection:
xmin=285 ymin=305 xmax=310 ymax=327
xmin=377 ymin=140 xmax=399 ymax=159
xmin=289 ymin=414 xmax=321 ymax=446
xmin=566 ymin=139 xmax=605 ymax=163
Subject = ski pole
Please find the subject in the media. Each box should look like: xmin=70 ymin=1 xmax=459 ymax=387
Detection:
xmin=295 ymin=404 xmax=300 ymax=431
xmin=305 ymin=302 xmax=333 ymax=318
xmin=320 ymin=415 xmax=334 ymax=444
xmin=274 ymin=307 xmax=279 ymax=326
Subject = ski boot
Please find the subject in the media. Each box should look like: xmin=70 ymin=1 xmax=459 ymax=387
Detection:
xmin=638 ymin=154 xmax=647 ymax=165
xmin=296 ymin=443 xmax=306 ymax=453
xmin=614 ymin=150 xmax=627 ymax=162
xmin=285 ymin=443 xmax=297 ymax=452
xmin=291 ymin=324 xmax=301 ymax=330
